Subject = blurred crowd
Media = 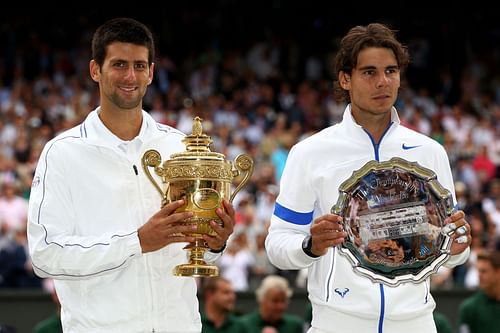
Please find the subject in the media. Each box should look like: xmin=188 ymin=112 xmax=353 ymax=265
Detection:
xmin=0 ymin=14 xmax=499 ymax=295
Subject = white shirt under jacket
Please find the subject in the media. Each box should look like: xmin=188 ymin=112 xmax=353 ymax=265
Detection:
xmin=28 ymin=108 xmax=220 ymax=333
xmin=266 ymin=105 xmax=470 ymax=332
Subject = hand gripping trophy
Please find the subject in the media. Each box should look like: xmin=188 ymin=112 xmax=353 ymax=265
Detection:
xmin=142 ymin=117 xmax=254 ymax=277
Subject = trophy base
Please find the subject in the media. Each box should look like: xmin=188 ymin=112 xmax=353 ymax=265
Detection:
xmin=174 ymin=264 xmax=219 ymax=277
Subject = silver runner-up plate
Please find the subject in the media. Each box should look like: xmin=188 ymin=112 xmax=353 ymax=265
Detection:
xmin=331 ymin=157 xmax=454 ymax=286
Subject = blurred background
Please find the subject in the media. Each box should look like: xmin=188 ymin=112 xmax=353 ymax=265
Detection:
xmin=0 ymin=3 xmax=499 ymax=332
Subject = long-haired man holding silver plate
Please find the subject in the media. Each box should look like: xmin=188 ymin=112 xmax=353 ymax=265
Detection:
xmin=266 ymin=23 xmax=471 ymax=333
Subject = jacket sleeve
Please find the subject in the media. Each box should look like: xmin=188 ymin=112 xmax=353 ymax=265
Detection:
xmin=265 ymin=217 xmax=321 ymax=270
xmin=265 ymin=144 xmax=322 ymax=270
xmin=433 ymin=143 xmax=471 ymax=268
xmin=27 ymin=139 xmax=143 ymax=280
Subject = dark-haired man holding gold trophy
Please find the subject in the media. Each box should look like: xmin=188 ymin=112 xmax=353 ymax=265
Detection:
xmin=266 ymin=23 xmax=471 ymax=333
xmin=27 ymin=17 xmax=250 ymax=333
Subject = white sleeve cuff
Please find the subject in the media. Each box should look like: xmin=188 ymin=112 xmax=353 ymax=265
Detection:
xmin=444 ymin=246 xmax=470 ymax=268
xmin=203 ymin=250 xmax=222 ymax=263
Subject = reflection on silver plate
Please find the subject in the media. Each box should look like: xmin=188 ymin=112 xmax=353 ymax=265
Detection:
xmin=331 ymin=157 xmax=454 ymax=286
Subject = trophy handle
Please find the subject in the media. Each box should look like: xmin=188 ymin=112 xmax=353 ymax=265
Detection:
xmin=142 ymin=149 xmax=168 ymax=205
xmin=229 ymin=154 xmax=254 ymax=203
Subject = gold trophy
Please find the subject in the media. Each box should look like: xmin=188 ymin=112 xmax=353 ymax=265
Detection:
xmin=142 ymin=117 xmax=254 ymax=277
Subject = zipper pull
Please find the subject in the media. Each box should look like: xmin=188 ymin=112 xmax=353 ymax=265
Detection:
xmin=133 ymin=165 xmax=138 ymax=175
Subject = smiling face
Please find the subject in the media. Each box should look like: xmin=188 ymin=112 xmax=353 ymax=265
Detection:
xmin=339 ymin=47 xmax=400 ymax=125
xmin=90 ymin=41 xmax=154 ymax=112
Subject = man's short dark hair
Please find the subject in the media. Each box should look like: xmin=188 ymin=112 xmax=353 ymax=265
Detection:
xmin=91 ymin=17 xmax=155 ymax=67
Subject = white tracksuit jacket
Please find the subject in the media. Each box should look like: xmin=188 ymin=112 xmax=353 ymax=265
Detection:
xmin=28 ymin=108 xmax=219 ymax=333
xmin=266 ymin=105 xmax=469 ymax=333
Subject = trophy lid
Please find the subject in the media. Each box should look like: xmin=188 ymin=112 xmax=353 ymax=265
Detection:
xmin=170 ymin=116 xmax=225 ymax=161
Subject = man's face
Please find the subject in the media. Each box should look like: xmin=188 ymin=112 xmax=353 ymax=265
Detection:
xmin=213 ymin=280 xmax=236 ymax=312
xmin=477 ymin=258 xmax=499 ymax=295
xmin=91 ymin=42 xmax=153 ymax=110
xmin=260 ymin=288 xmax=288 ymax=323
xmin=341 ymin=47 xmax=400 ymax=117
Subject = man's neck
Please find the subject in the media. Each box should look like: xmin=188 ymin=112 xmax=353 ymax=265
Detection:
xmin=488 ymin=284 xmax=500 ymax=301
xmin=205 ymin=306 xmax=227 ymax=328
xmin=260 ymin=309 xmax=280 ymax=324
xmin=351 ymin=107 xmax=392 ymax=145
xmin=98 ymin=108 xmax=143 ymax=141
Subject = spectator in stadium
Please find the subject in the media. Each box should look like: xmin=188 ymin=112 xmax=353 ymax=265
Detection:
xmin=200 ymin=277 xmax=247 ymax=333
xmin=27 ymin=17 xmax=234 ymax=332
xmin=0 ymin=223 xmax=41 ymax=288
xmin=458 ymin=250 xmax=500 ymax=333
xmin=265 ymin=23 xmax=471 ymax=333
xmin=32 ymin=279 xmax=63 ymax=333
xmin=433 ymin=311 xmax=453 ymax=333
xmin=0 ymin=180 xmax=28 ymax=237
xmin=239 ymin=275 xmax=303 ymax=333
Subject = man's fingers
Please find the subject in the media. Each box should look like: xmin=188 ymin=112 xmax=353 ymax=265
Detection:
xmin=441 ymin=223 xmax=457 ymax=235
xmin=449 ymin=210 xmax=465 ymax=222
xmin=221 ymin=200 xmax=235 ymax=219
xmin=168 ymin=234 xmax=196 ymax=243
xmin=172 ymin=222 xmax=198 ymax=234
xmin=456 ymin=226 xmax=467 ymax=235
xmin=313 ymin=230 xmax=347 ymax=243
xmin=160 ymin=199 xmax=187 ymax=216
xmin=313 ymin=214 xmax=343 ymax=225
xmin=442 ymin=222 xmax=469 ymax=236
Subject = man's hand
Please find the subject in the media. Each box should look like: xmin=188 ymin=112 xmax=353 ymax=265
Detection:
xmin=138 ymin=199 xmax=197 ymax=253
xmin=441 ymin=210 xmax=471 ymax=255
xmin=309 ymin=213 xmax=347 ymax=257
xmin=203 ymin=199 xmax=235 ymax=252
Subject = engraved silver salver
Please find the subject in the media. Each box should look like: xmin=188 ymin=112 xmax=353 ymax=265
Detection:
xmin=331 ymin=157 xmax=454 ymax=286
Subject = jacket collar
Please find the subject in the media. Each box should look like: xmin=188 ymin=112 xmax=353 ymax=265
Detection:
xmin=78 ymin=107 xmax=169 ymax=148
xmin=341 ymin=104 xmax=400 ymax=138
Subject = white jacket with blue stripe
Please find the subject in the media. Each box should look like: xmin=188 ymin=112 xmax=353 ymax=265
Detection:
xmin=266 ymin=105 xmax=469 ymax=331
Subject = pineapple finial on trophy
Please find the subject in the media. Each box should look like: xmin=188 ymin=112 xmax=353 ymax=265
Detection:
xmin=192 ymin=116 xmax=203 ymax=136
xmin=183 ymin=116 xmax=212 ymax=153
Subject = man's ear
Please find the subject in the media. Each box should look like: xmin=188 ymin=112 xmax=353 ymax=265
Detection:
xmin=339 ymin=72 xmax=351 ymax=89
xmin=148 ymin=62 xmax=155 ymax=85
xmin=89 ymin=60 xmax=100 ymax=82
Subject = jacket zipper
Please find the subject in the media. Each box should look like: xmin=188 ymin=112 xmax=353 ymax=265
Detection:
xmin=133 ymin=160 xmax=157 ymax=332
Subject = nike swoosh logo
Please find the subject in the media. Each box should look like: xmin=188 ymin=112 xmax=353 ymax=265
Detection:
xmin=402 ymin=143 xmax=421 ymax=150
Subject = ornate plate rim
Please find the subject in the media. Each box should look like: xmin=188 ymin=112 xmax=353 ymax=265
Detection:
xmin=331 ymin=157 xmax=454 ymax=286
